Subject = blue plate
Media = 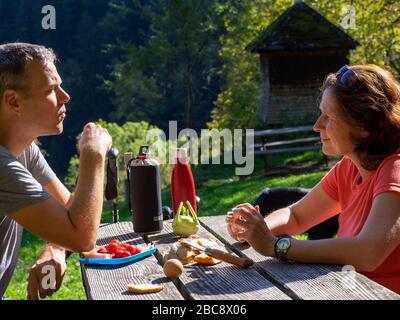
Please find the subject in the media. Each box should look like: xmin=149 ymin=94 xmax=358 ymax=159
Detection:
xmin=80 ymin=245 xmax=157 ymax=265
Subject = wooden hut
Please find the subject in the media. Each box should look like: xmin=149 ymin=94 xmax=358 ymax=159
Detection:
xmin=247 ymin=0 xmax=359 ymax=126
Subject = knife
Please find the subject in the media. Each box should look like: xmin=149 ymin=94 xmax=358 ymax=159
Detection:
xmin=105 ymin=148 xmax=119 ymax=223
xmin=124 ymin=152 xmax=133 ymax=213
xmin=181 ymin=240 xmax=253 ymax=268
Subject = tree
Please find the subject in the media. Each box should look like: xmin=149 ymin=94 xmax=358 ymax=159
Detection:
xmin=107 ymin=0 xmax=223 ymax=131
xmin=310 ymin=0 xmax=400 ymax=76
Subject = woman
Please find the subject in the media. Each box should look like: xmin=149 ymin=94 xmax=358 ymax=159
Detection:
xmin=227 ymin=64 xmax=400 ymax=294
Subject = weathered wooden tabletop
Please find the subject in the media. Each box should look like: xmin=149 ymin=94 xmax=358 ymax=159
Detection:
xmin=80 ymin=216 xmax=400 ymax=300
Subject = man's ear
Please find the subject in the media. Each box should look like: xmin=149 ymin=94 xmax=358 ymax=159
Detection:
xmin=3 ymin=89 xmax=22 ymax=115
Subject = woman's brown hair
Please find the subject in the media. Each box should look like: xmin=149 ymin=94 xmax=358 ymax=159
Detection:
xmin=321 ymin=64 xmax=400 ymax=170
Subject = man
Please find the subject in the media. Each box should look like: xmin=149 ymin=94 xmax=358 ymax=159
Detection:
xmin=0 ymin=43 xmax=112 ymax=299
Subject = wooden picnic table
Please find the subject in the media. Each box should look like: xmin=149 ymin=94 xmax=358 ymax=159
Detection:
xmin=80 ymin=215 xmax=400 ymax=300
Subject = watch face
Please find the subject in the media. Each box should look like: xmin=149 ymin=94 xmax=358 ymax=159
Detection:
xmin=277 ymin=238 xmax=291 ymax=250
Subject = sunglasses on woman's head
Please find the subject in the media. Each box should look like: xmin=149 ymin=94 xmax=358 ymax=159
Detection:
xmin=335 ymin=65 xmax=359 ymax=88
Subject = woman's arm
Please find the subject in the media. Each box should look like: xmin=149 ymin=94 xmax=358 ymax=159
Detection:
xmin=264 ymin=183 xmax=341 ymax=235
xmin=227 ymin=183 xmax=340 ymax=241
xmin=278 ymin=192 xmax=400 ymax=271
xmin=232 ymin=192 xmax=400 ymax=272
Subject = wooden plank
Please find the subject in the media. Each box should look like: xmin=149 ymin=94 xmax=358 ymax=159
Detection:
xmin=253 ymin=145 xmax=321 ymax=155
xmin=263 ymin=137 xmax=320 ymax=148
xmin=200 ymin=216 xmax=400 ymax=300
xmin=145 ymin=220 xmax=291 ymax=300
xmin=80 ymin=222 xmax=184 ymax=300
xmin=251 ymin=137 xmax=320 ymax=149
xmin=251 ymin=125 xmax=314 ymax=138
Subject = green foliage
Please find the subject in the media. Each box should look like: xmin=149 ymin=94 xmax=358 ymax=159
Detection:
xmin=64 ymin=155 xmax=80 ymax=190
xmin=64 ymin=120 xmax=174 ymax=190
xmin=310 ymin=0 xmax=400 ymax=76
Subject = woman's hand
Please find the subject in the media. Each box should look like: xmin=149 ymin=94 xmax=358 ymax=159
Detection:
xmin=226 ymin=211 xmax=247 ymax=243
xmin=232 ymin=203 xmax=277 ymax=256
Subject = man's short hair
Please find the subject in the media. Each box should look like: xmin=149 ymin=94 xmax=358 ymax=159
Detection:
xmin=0 ymin=43 xmax=56 ymax=99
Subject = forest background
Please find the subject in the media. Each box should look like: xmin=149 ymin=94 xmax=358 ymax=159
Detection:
xmin=0 ymin=0 xmax=398 ymax=183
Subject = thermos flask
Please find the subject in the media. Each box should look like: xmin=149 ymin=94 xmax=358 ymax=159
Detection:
xmin=127 ymin=146 xmax=163 ymax=234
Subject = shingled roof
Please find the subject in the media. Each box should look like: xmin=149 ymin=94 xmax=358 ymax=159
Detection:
xmin=247 ymin=1 xmax=359 ymax=53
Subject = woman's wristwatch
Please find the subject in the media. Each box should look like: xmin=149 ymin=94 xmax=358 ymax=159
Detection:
xmin=273 ymin=237 xmax=293 ymax=262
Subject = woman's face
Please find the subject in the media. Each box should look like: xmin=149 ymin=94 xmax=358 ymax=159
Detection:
xmin=313 ymin=89 xmax=358 ymax=157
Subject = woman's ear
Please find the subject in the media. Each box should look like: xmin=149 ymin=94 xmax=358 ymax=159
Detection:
xmin=360 ymin=129 xmax=370 ymax=138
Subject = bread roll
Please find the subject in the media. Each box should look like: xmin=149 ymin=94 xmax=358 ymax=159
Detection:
xmin=127 ymin=283 xmax=164 ymax=294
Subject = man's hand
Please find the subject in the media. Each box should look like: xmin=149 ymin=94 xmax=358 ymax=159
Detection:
xmin=27 ymin=243 xmax=67 ymax=300
xmin=79 ymin=122 xmax=112 ymax=158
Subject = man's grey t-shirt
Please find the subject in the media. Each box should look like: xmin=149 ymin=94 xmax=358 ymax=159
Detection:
xmin=0 ymin=142 xmax=55 ymax=297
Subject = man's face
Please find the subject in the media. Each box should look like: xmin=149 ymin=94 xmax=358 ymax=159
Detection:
xmin=18 ymin=59 xmax=70 ymax=137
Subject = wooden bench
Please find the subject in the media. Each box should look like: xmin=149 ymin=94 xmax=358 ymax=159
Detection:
xmin=250 ymin=125 xmax=327 ymax=173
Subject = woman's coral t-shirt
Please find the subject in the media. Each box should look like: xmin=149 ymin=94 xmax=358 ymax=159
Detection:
xmin=321 ymin=154 xmax=400 ymax=294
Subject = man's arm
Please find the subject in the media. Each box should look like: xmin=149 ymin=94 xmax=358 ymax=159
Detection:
xmin=43 ymin=177 xmax=74 ymax=256
xmin=9 ymin=123 xmax=111 ymax=252
xmin=27 ymin=177 xmax=74 ymax=300
xmin=44 ymin=177 xmax=73 ymax=209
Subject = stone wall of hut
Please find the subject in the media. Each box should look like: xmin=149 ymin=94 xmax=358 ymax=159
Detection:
xmin=267 ymin=80 xmax=321 ymax=126
xmin=259 ymin=50 xmax=350 ymax=126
